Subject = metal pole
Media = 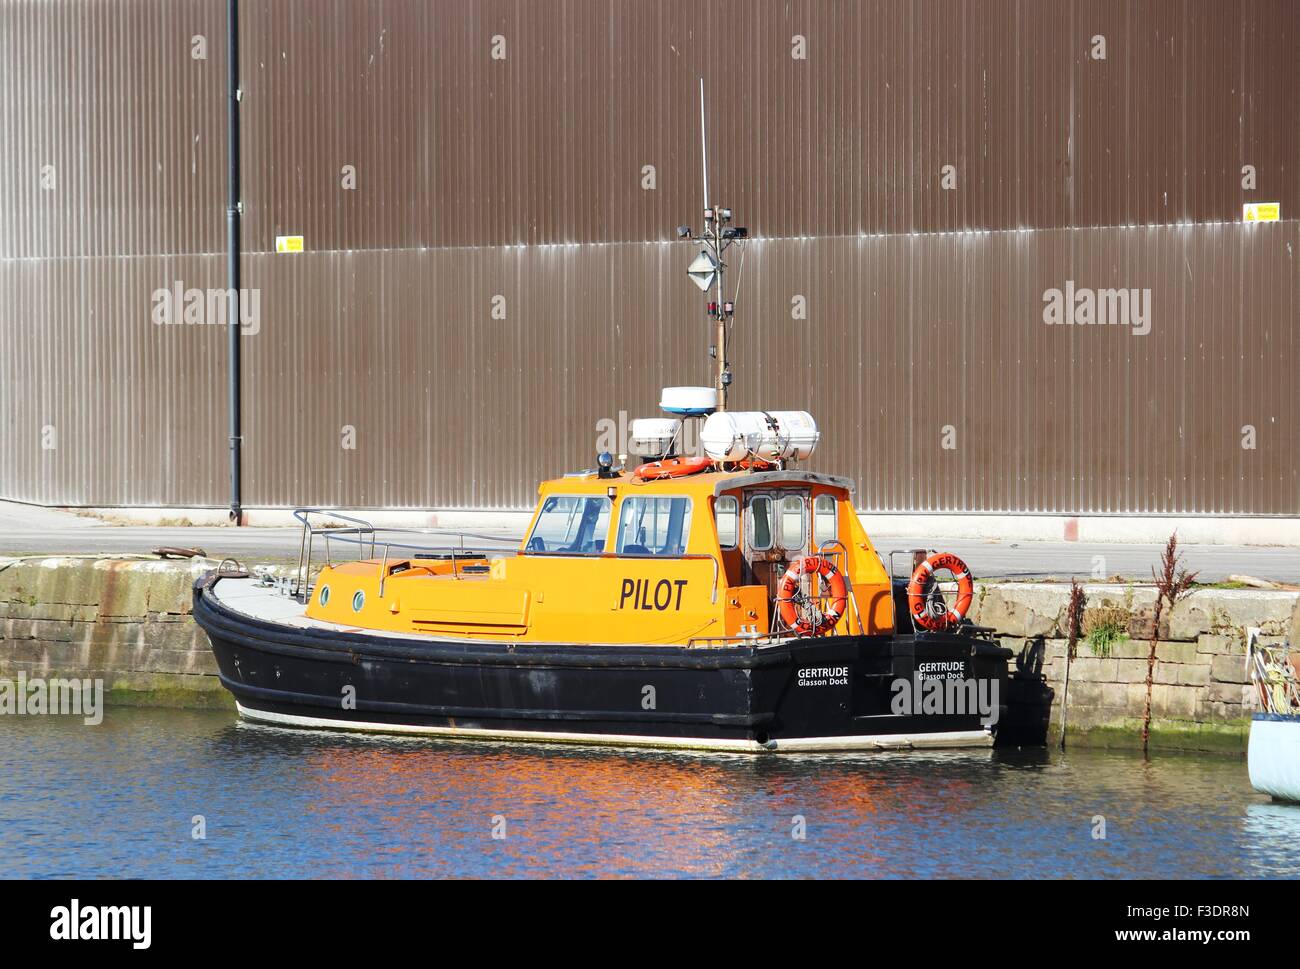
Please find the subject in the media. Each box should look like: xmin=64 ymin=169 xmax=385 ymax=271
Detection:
xmin=699 ymin=79 xmax=709 ymax=223
xmin=699 ymin=78 xmax=726 ymax=411
xmin=714 ymin=221 xmax=727 ymax=411
xmin=226 ymin=0 xmax=243 ymax=524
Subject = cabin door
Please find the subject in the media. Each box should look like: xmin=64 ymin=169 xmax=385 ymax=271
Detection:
xmin=743 ymin=490 xmax=810 ymax=606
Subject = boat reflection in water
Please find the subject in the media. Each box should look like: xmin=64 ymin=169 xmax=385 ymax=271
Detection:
xmin=1243 ymin=802 xmax=1300 ymax=872
xmin=289 ymin=727 xmax=985 ymax=878
xmin=208 ymin=719 xmax=1293 ymax=879
xmin=3 ymin=708 xmax=1298 ymax=879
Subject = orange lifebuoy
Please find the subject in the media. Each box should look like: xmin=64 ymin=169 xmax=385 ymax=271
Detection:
xmin=906 ymin=552 xmax=974 ymax=632
xmin=633 ymin=456 xmax=712 ymax=480
xmin=776 ymin=556 xmax=849 ymax=636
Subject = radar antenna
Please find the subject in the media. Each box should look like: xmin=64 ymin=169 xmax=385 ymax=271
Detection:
xmin=675 ymin=78 xmax=747 ymax=411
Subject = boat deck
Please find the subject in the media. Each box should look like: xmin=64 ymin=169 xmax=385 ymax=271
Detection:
xmin=206 ymin=574 xmax=796 ymax=650
xmin=210 ymin=576 xmax=321 ymax=628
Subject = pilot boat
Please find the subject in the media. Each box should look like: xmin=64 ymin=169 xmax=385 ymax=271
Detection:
xmin=194 ymin=175 xmax=1047 ymax=752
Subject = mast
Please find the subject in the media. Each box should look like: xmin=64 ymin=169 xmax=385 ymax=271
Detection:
xmin=679 ymin=78 xmax=747 ymax=411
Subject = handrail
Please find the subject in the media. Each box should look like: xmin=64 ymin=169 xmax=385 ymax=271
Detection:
xmin=817 ymin=539 xmax=866 ymax=635
xmin=294 ymin=509 xmax=377 ymax=603
xmin=292 ymin=508 xmax=517 ymax=602
xmin=291 ymin=511 xmax=718 ymax=605
xmin=687 ymin=633 xmax=791 ymax=648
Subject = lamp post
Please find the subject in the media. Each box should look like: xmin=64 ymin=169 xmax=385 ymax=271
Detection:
xmin=226 ymin=0 xmax=243 ymax=524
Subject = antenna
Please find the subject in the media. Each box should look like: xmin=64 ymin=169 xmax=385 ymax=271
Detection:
xmin=676 ymin=79 xmax=747 ymax=411
xmin=699 ymin=78 xmax=709 ymax=218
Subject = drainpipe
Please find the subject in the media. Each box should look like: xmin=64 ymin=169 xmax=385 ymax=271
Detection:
xmin=226 ymin=0 xmax=243 ymax=524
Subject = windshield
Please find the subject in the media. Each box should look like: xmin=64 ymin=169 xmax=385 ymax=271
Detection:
xmin=525 ymin=495 xmax=611 ymax=554
xmin=615 ymin=496 xmax=693 ymax=556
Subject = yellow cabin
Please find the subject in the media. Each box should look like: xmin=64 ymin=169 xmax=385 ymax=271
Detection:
xmin=306 ymin=468 xmax=896 ymax=644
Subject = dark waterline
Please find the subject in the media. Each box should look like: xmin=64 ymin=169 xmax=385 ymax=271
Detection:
xmin=2 ymin=708 xmax=1297 ymax=878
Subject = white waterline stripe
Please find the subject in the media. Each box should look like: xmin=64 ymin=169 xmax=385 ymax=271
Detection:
xmin=236 ymin=703 xmax=993 ymax=754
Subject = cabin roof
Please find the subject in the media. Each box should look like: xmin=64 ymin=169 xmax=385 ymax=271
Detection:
xmin=537 ymin=468 xmax=855 ymax=497
xmin=707 ymin=470 xmax=855 ymax=495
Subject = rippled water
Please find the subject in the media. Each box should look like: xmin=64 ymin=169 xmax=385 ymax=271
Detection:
xmin=1 ymin=708 xmax=1297 ymax=878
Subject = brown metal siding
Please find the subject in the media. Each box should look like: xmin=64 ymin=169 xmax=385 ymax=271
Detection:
xmin=230 ymin=221 xmax=1300 ymax=514
xmin=234 ymin=0 xmax=1300 ymax=248
xmin=0 ymin=0 xmax=226 ymax=259
xmin=0 ymin=0 xmax=1296 ymax=513
xmin=0 ymin=0 xmax=229 ymax=506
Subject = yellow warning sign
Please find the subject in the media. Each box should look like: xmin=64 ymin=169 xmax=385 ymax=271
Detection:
xmin=1243 ymin=202 xmax=1280 ymax=223
xmin=275 ymin=235 xmax=305 ymax=253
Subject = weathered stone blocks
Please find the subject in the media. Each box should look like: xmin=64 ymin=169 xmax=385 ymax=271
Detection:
xmin=1000 ymin=582 xmax=1298 ymax=752
xmin=0 ymin=557 xmax=222 ymax=708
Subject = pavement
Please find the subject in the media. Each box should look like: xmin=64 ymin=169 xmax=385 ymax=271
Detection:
xmin=0 ymin=501 xmax=522 ymax=562
xmin=2 ymin=499 xmax=1297 ymax=583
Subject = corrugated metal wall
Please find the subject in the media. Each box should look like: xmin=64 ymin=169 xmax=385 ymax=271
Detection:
xmin=1 ymin=0 xmax=1296 ymax=513
xmin=0 ymin=0 xmax=227 ymax=506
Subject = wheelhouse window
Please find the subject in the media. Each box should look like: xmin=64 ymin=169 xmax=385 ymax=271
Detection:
xmin=813 ymin=494 xmax=837 ymax=546
xmin=616 ymin=496 xmax=693 ymax=556
xmin=715 ymin=495 xmax=739 ymax=549
xmin=748 ymin=495 xmax=773 ymax=550
xmin=526 ymin=495 xmax=611 ymax=554
xmin=779 ymin=495 xmax=805 ymax=551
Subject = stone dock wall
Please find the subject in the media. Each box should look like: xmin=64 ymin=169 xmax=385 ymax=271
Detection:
xmin=0 ymin=556 xmax=229 ymax=708
xmin=972 ymin=583 xmax=1300 ymax=752
xmin=2 ymin=557 xmax=1297 ymax=749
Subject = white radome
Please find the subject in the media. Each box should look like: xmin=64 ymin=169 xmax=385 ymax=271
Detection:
xmin=659 ymin=386 xmax=719 ymax=416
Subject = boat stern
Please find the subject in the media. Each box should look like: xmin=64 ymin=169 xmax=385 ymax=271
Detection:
xmin=1249 ymin=713 xmax=1300 ymax=802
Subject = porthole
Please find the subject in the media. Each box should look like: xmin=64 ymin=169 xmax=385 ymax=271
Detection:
xmin=352 ymin=590 xmax=365 ymax=612
xmin=318 ymin=585 xmax=331 ymax=606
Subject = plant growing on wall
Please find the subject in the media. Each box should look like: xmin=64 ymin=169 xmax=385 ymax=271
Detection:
xmin=1083 ymin=605 xmax=1130 ymax=657
xmin=1059 ymin=579 xmax=1087 ymax=750
xmin=1141 ymin=533 xmax=1198 ymax=753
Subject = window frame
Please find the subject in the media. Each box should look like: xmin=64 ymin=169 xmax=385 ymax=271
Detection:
xmin=778 ymin=493 xmax=807 ymax=552
xmin=615 ymin=495 xmax=695 ymax=557
xmin=813 ymin=493 xmax=838 ymax=547
xmin=525 ymin=494 xmax=614 ymax=556
xmin=714 ymin=495 xmax=739 ymax=550
xmin=747 ymin=494 xmax=774 ymax=551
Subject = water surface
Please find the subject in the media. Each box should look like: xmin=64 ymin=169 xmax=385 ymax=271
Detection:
xmin=1 ymin=708 xmax=1296 ymax=878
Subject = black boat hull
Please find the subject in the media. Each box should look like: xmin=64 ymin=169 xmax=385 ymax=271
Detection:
xmin=195 ymin=577 xmax=1030 ymax=752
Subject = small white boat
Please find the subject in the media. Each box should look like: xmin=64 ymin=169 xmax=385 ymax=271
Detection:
xmin=1246 ymin=628 xmax=1300 ymax=802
